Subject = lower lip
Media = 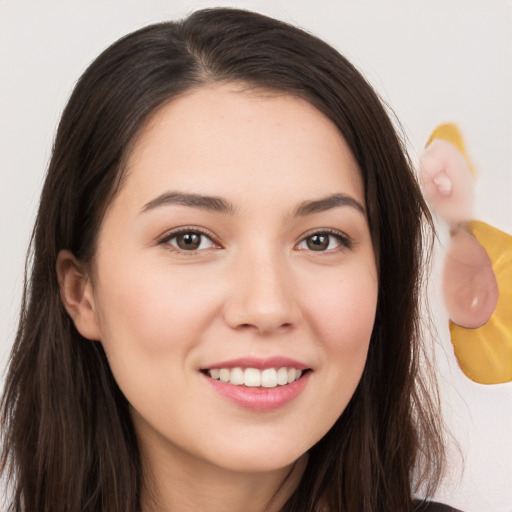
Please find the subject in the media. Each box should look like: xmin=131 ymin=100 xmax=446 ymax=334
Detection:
xmin=203 ymin=372 xmax=310 ymax=411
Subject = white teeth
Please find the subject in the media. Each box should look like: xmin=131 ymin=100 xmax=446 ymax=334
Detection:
xmin=261 ymin=368 xmax=277 ymax=388
xmin=276 ymin=367 xmax=288 ymax=385
xmin=244 ymin=368 xmax=261 ymax=387
xmin=229 ymin=367 xmax=244 ymax=385
xmin=207 ymin=367 xmax=304 ymax=388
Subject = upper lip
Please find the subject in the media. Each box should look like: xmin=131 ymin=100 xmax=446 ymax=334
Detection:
xmin=200 ymin=356 xmax=310 ymax=371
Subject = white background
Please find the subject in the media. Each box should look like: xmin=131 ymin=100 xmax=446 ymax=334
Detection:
xmin=1 ymin=1 xmax=511 ymax=510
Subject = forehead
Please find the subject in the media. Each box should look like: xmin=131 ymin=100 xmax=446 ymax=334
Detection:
xmin=117 ymin=84 xmax=364 ymax=213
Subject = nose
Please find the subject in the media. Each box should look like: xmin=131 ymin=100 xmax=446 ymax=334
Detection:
xmin=223 ymin=249 xmax=301 ymax=335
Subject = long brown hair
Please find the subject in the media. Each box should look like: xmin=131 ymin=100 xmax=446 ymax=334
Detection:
xmin=1 ymin=8 xmax=443 ymax=511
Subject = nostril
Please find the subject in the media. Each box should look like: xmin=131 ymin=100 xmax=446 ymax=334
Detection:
xmin=223 ymin=290 xmax=301 ymax=334
xmin=231 ymin=320 xmax=295 ymax=335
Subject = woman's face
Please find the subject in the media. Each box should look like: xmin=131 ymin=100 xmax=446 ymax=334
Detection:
xmin=86 ymin=85 xmax=378 ymax=474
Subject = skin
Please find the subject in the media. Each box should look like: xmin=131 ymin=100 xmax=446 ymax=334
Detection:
xmin=58 ymin=85 xmax=378 ymax=512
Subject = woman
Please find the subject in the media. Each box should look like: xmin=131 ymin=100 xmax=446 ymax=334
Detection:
xmin=1 ymin=8 xmax=460 ymax=512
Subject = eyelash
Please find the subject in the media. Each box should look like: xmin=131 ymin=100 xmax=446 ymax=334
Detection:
xmin=158 ymin=227 xmax=352 ymax=254
xmin=159 ymin=227 xmax=221 ymax=253
xmin=296 ymin=229 xmax=352 ymax=253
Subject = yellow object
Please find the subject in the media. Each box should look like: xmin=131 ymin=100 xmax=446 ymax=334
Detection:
xmin=427 ymin=123 xmax=512 ymax=384
xmin=449 ymin=221 xmax=512 ymax=384
xmin=426 ymin=123 xmax=476 ymax=176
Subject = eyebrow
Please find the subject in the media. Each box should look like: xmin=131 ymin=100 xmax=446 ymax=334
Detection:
xmin=293 ymin=193 xmax=366 ymax=217
xmin=141 ymin=192 xmax=236 ymax=215
xmin=140 ymin=191 xmax=365 ymax=217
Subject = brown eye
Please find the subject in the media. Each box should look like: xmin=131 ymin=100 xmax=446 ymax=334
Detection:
xmin=306 ymin=234 xmax=329 ymax=251
xmin=165 ymin=231 xmax=216 ymax=252
xmin=297 ymin=231 xmax=349 ymax=252
xmin=176 ymin=232 xmax=201 ymax=250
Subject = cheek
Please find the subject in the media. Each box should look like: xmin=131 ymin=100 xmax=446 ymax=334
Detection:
xmin=303 ymin=264 xmax=378 ymax=354
xmin=302 ymin=261 xmax=377 ymax=409
xmin=91 ymin=261 xmax=223 ymax=413
xmin=298 ymin=264 xmax=377 ymax=438
xmin=95 ymin=260 xmax=217 ymax=349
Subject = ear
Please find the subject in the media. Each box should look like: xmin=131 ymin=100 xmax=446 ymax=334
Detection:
xmin=56 ymin=250 xmax=101 ymax=340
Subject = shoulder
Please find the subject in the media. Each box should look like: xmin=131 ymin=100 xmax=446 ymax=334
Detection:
xmin=413 ymin=500 xmax=464 ymax=512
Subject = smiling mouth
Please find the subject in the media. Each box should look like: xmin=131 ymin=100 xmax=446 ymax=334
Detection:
xmin=203 ymin=367 xmax=309 ymax=388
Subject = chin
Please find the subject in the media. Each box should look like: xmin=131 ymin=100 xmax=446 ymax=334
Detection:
xmin=195 ymin=434 xmax=309 ymax=474
xmin=215 ymin=450 xmax=305 ymax=475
